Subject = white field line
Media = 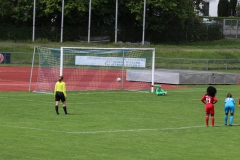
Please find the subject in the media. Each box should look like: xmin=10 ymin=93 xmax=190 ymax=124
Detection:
xmin=0 ymin=96 xmax=200 ymax=104
xmin=0 ymin=124 xmax=225 ymax=135
xmin=31 ymin=88 xmax=240 ymax=95
xmin=0 ymin=88 xmax=236 ymax=98
xmin=0 ymin=87 xmax=237 ymax=97
xmin=0 ymin=87 xmax=238 ymax=105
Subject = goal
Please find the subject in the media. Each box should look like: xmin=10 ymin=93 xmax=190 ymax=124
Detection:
xmin=30 ymin=47 xmax=155 ymax=92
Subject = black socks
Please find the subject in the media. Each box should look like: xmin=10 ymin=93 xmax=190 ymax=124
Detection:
xmin=55 ymin=106 xmax=68 ymax=115
xmin=55 ymin=106 xmax=59 ymax=114
xmin=63 ymin=106 xmax=68 ymax=115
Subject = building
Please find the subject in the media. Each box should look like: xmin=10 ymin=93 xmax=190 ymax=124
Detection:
xmin=199 ymin=0 xmax=219 ymax=17
xmin=200 ymin=0 xmax=240 ymax=17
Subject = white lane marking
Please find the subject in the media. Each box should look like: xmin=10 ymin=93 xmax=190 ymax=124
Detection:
xmin=0 ymin=124 xmax=231 ymax=135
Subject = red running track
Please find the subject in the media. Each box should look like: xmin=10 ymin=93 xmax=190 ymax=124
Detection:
xmin=0 ymin=66 xmax=186 ymax=92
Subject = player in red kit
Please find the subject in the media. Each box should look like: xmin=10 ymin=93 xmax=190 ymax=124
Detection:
xmin=201 ymin=86 xmax=217 ymax=127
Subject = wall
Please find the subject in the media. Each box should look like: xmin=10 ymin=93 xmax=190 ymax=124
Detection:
xmin=203 ymin=0 xmax=219 ymax=17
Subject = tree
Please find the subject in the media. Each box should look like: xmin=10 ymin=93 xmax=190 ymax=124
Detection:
xmin=218 ymin=0 xmax=230 ymax=17
xmin=236 ymin=3 xmax=240 ymax=16
xmin=229 ymin=0 xmax=237 ymax=16
xmin=0 ymin=0 xmax=33 ymax=24
xmin=125 ymin=0 xmax=203 ymax=35
xmin=0 ymin=0 xmax=219 ymax=42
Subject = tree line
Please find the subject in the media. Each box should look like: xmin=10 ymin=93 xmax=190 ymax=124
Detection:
xmin=218 ymin=0 xmax=238 ymax=16
xmin=0 ymin=0 xmax=225 ymax=43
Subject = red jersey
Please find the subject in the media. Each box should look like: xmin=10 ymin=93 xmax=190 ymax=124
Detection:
xmin=201 ymin=94 xmax=217 ymax=105
xmin=201 ymin=94 xmax=217 ymax=114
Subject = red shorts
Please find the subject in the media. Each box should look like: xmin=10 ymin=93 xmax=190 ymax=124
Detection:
xmin=205 ymin=104 xmax=214 ymax=114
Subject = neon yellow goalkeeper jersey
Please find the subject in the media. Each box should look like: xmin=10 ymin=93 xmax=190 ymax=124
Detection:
xmin=54 ymin=81 xmax=67 ymax=97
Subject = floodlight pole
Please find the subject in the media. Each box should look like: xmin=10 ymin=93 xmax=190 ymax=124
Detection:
xmin=115 ymin=0 xmax=118 ymax=43
xmin=142 ymin=0 xmax=146 ymax=45
xmin=60 ymin=0 xmax=64 ymax=42
xmin=88 ymin=0 xmax=92 ymax=43
xmin=32 ymin=0 xmax=36 ymax=42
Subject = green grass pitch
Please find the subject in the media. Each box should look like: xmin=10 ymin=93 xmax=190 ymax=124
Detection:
xmin=1 ymin=85 xmax=240 ymax=160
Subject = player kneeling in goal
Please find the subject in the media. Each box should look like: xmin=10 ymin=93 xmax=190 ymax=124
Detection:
xmin=150 ymin=84 xmax=167 ymax=96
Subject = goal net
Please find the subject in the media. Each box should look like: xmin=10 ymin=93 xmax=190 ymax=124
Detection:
xmin=32 ymin=47 xmax=155 ymax=92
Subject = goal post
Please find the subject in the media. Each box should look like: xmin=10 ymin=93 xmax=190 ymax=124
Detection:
xmin=32 ymin=46 xmax=155 ymax=92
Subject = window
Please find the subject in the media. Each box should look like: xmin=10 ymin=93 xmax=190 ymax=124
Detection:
xmin=203 ymin=2 xmax=210 ymax=16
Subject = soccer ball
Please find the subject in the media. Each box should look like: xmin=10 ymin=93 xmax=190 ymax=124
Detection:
xmin=117 ymin=78 xmax=121 ymax=82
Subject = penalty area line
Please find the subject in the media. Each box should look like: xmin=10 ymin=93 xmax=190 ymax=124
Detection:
xmin=0 ymin=124 xmax=227 ymax=135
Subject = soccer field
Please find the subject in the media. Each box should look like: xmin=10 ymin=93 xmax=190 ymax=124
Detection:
xmin=1 ymin=85 xmax=240 ymax=160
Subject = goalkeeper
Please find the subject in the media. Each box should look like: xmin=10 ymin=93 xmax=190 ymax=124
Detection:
xmin=150 ymin=84 xmax=167 ymax=96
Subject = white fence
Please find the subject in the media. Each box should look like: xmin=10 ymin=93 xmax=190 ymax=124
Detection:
xmin=223 ymin=19 xmax=240 ymax=38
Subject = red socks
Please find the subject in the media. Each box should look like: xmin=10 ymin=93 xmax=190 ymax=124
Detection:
xmin=206 ymin=116 xmax=214 ymax=126
xmin=206 ymin=116 xmax=209 ymax=126
xmin=211 ymin=117 xmax=214 ymax=126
